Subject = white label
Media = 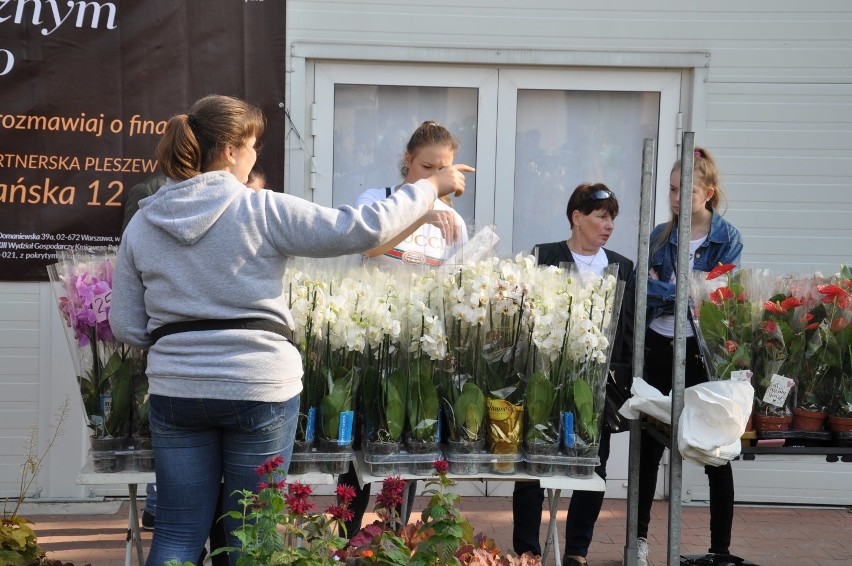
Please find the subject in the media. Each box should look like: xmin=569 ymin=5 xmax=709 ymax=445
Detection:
xmin=731 ymin=370 xmax=753 ymax=382
xmin=762 ymin=374 xmax=795 ymax=407
xmin=92 ymin=290 xmax=112 ymax=324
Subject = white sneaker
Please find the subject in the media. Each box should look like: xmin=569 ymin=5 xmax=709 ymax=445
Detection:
xmin=637 ymin=537 xmax=649 ymax=566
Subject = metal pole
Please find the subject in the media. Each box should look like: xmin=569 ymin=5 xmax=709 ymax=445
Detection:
xmin=667 ymin=132 xmax=695 ymax=566
xmin=624 ymin=138 xmax=655 ymax=566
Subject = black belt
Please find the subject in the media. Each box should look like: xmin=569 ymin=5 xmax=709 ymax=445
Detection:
xmin=150 ymin=318 xmax=296 ymax=347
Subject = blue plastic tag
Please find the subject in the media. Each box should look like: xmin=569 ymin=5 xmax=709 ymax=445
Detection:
xmin=305 ymin=406 xmax=316 ymax=442
xmin=562 ymin=412 xmax=575 ymax=448
xmin=338 ymin=410 xmax=354 ymax=444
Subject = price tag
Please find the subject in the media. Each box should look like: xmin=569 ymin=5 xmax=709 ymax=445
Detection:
xmin=92 ymin=289 xmax=112 ymax=324
xmin=305 ymin=407 xmax=316 ymax=442
xmin=731 ymin=370 xmax=753 ymax=382
xmin=337 ymin=410 xmax=354 ymax=444
xmin=762 ymin=374 xmax=794 ymax=407
xmin=562 ymin=412 xmax=574 ymax=448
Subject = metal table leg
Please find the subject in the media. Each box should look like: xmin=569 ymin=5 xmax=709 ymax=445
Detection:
xmin=126 ymin=483 xmax=145 ymax=566
xmin=541 ymin=488 xmax=562 ymax=566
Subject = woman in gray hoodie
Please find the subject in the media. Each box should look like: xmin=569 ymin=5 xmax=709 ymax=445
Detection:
xmin=109 ymin=94 xmax=471 ymax=566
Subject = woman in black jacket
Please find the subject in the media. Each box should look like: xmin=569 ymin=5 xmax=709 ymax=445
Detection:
xmin=512 ymin=182 xmax=634 ymax=566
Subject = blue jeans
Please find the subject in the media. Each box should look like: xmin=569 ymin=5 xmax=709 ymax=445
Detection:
xmin=145 ymin=394 xmax=299 ymax=566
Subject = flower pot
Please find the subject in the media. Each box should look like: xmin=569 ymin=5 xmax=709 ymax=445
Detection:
xmin=405 ymin=438 xmax=439 ymax=476
xmin=446 ymin=438 xmax=486 ymax=475
xmin=486 ymin=398 xmax=523 ymax=474
xmin=568 ymin=444 xmax=599 ymax=479
xmin=318 ymin=438 xmax=352 ymax=475
xmin=90 ymin=436 xmax=127 ymax=473
xmin=524 ymin=441 xmax=559 ymax=477
xmin=135 ymin=450 xmax=155 ymax=472
xmin=753 ymin=413 xmax=792 ymax=432
xmin=363 ymin=440 xmax=402 ymax=476
xmin=791 ymin=408 xmax=827 ymax=432
xmin=828 ymin=415 xmax=852 ymax=433
xmin=288 ymin=439 xmax=314 ymax=475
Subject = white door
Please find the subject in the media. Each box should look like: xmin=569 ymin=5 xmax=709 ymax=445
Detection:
xmin=494 ymin=68 xmax=681 ymax=257
xmin=313 ymin=64 xmax=680 ymax=259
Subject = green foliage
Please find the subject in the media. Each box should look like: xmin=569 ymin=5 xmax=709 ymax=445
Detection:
xmin=0 ymin=516 xmax=41 ymax=566
xmin=407 ymin=358 xmax=440 ymax=442
xmin=572 ymin=378 xmax=599 ymax=444
xmin=452 ymin=381 xmax=486 ymax=442
xmin=80 ymin=346 xmax=139 ymax=438
xmin=523 ymin=371 xmax=557 ymax=444
xmin=320 ymin=364 xmax=360 ymax=441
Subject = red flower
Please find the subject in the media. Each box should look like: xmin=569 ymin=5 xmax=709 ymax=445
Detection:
xmin=283 ymin=481 xmax=315 ymax=515
xmin=780 ymin=296 xmax=804 ymax=310
xmin=707 ymin=263 xmax=736 ymax=280
xmin=763 ymin=300 xmax=786 ymax=314
xmin=831 ymin=318 xmax=850 ymax=332
xmin=737 ymin=291 xmax=747 ymax=302
xmin=325 ymin=504 xmax=355 ymax=523
xmin=376 ymin=476 xmax=407 ymax=509
xmin=709 ymin=286 xmax=735 ymax=305
xmin=255 ymin=455 xmax=286 ymax=477
xmin=806 ymin=322 xmax=820 ymax=331
xmin=817 ymin=284 xmax=847 ymax=297
xmin=433 ymin=458 xmax=450 ymax=475
xmin=724 ymin=340 xmax=738 ymax=354
xmin=336 ymin=483 xmax=357 ymax=505
xmin=761 ymin=320 xmax=778 ymax=334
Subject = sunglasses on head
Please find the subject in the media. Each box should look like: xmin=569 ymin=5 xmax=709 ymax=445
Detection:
xmin=582 ymin=189 xmax=612 ymax=204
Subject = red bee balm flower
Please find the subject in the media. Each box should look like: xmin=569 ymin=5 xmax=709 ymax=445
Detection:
xmin=336 ymin=484 xmax=357 ymax=505
xmin=706 ymin=263 xmax=736 ymax=280
xmin=724 ymin=340 xmax=738 ymax=354
xmin=831 ymin=318 xmax=850 ymax=333
xmin=433 ymin=458 xmax=450 ymax=474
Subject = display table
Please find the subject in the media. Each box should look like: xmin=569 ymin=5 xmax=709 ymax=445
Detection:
xmin=352 ymin=451 xmax=606 ymax=566
xmin=76 ymin=461 xmax=335 ymax=566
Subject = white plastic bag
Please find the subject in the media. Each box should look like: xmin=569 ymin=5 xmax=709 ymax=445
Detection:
xmin=618 ymin=377 xmax=672 ymax=423
xmin=678 ymin=380 xmax=754 ymax=467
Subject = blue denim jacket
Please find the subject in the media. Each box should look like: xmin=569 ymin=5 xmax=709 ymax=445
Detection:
xmin=646 ymin=212 xmax=743 ymax=319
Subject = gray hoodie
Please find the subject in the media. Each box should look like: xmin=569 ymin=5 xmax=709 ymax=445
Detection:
xmin=109 ymin=171 xmax=438 ymax=403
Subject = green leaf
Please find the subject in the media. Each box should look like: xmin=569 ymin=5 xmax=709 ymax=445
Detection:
xmin=699 ymin=300 xmax=728 ymax=342
xmin=573 ymin=378 xmax=598 ymax=443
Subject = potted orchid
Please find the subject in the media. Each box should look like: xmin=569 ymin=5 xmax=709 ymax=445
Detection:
xmin=359 ymin=268 xmax=407 ymax=475
xmin=438 ymin=262 xmax=490 ymax=474
xmin=47 ymin=248 xmax=142 ymax=470
xmin=404 ymin=270 xmax=447 ymax=475
xmin=287 ymin=267 xmax=330 ymax=473
xmin=481 ymin=254 xmax=537 ymax=473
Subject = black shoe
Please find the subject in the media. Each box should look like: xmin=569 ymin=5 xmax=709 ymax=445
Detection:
xmin=562 ymin=557 xmax=589 ymax=566
xmin=141 ymin=510 xmax=155 ymax=531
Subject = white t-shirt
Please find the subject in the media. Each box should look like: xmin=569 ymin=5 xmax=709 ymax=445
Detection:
xmin=648 ymin=235 xmax=708 ymax=338
xmin=355 ymin=186 xmax=468 ymax=266
xmin=570 ymin=248 xmax=610 ymax=278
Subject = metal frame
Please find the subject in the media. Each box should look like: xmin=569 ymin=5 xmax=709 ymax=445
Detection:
xmin=624 ymin=134 xmax=696 ymax=566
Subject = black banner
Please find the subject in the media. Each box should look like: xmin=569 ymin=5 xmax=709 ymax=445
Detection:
xmin=0 ymin=0 xmax=286 ymax=280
